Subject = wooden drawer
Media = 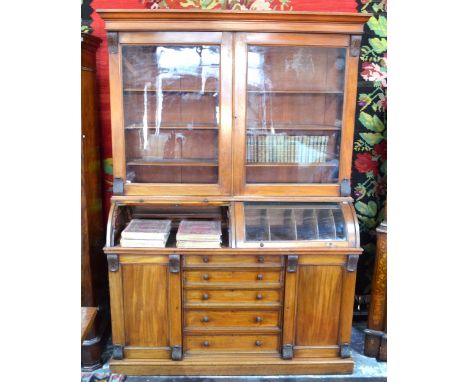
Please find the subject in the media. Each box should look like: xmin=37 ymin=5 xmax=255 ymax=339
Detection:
xmin=185 ymin=334 xmax=279 ymax=353
xmin=185 ymin=310 xmax=279 ymax=328
xmin=183 ymin=255 xmax=283 ymax=267
xmin=184 ymin=270 xmax=282 ymax=283
xmin=185 ymin=289 xmax=281 ymax=304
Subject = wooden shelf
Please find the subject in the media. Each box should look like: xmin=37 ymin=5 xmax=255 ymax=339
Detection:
xmin=125 ymin=125 xmax=219 ymax=130
xmin=124 ymin=88 xmax=218 ymax=93
xmin=246 ymin=162 xmax=337 ymax=167
xmin=247 ymin=90 xmax=343 ymax=95
xmin=128 ymin=158 xmax=218 ymax=167
xmin=247 ymin=124 xmax=341 ymax=131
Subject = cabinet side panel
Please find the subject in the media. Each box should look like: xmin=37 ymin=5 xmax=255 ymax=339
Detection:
xmin=122 ymin=264 xmax=169 ymax=347
xmin=295 ymin=265 xmax=342 ymax=346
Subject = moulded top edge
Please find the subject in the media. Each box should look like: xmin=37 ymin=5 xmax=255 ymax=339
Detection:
xmin=96 ymin=9 xmax=372 ymax=24
xmin=110 ymin=195 xmax=355 ymax=204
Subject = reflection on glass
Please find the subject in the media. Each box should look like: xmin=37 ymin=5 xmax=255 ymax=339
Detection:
xmin=245 ymin=46 xmax=346 ymax=184
xmin=244 ymin=203 xmax=347 ymax=242
xmin=122 ymin=45 xmax=220 ymax=184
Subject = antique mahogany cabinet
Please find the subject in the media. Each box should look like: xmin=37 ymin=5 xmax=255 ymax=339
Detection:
xmin=99 ymin=9 xmax=370 ymax=376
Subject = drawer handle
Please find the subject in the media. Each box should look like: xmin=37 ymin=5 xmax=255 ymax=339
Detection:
xmin=202 ymin=293 xmax=209 ymax=300
xmin=257 ymin=256 xmax=265 ymax=263
xmin=255 ymin=316 xmax=263 ymax=323
xmin=201 ymin=316 xmax=209 ymax=323
xmin=257 ymin=274 xmax=263 ymax=281
xmin=202 ymin=274 xmax=210 ymax=280
xmin=255 ymin=340 xmax=262 ymax=347
xmin=202 ymin=340 xmax=209 ymax=347
xmin=203 ymin=256 xmax=209 ymax=263
xmin=256 ymin=293 xmax=263 ymax=300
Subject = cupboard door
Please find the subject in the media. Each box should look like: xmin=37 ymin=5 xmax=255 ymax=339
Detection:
xmin=282 ymin=255 xmax=356 ymax=359
xmin=233 ymin=33 xmax=359 ymax=197
xmin=108 ymin=255 xmax=182 ymax=360
xmin=109 ymin=32 xmax=232 ymax=195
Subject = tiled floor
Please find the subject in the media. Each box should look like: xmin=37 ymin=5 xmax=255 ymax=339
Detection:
xmin=83 ymin=326 xmax=387 ymax=382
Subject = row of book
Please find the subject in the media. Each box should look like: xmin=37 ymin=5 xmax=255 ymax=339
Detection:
xmin=246 ymin=135 xmax=329 ymax=164
xmin=120 ymin=219 xmax=222 ymax=248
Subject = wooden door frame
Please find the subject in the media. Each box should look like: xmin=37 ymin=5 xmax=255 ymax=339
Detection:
xmin=232 ymin=32 xmax=359 ymax=197
xmin=108 ymin=31 xmax=233 ymax=196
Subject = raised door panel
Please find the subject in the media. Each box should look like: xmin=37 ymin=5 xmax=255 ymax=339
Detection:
xmin=108 ymin=255 xmax=182 ymax=360
xmin=121 ymin=264 xmax=169 ymax=347
xmin=295 ymin=265 xmax=342 ymax=346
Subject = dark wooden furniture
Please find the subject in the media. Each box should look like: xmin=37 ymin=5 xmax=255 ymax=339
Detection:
xmin=81 ymin=33 xmax=109 ymax=370
xmin=82 ymin=307 xmax=98 ymax=342
xmin=99 ymin=10 xmax=370 ymax=376
xmin=364 ymin=216 xmax=387 ymax=361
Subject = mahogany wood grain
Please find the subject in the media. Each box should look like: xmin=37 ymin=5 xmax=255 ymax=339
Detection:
xmin=185 ymin=289 xmax=281 ymax=304
xmin=169 ymin=256 xmax=183 ymax=351
xmin=185 ymin=310 xmax=279 ymax=329
xmin=282 ymin=260 xmax=298 ymax=349
xmin=108 ymin=267 xmax=126 ymax=346
xmin=109 ymin=356 xmax=354 ymax=375
xmin=295 ymin=265 xmax=342 ymax=346
xmin=121 ymin=263 xmax=170 ymax=347
xmin=184 ymin=270 xmax=281 ymax=283
xmin=184 ymin=254 xmax=282 ymax=266
xmin=185 ymin=334 xmax=279 ymax=353
xmin=338 ymin=39 xmax=360 ymax=182
xmin=338 ymin=266 xmax=357 ymax=347
xmin=124 ymin=347 xmax=171 ymax=359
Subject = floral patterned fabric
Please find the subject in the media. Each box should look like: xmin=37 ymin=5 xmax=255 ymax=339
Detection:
xmin=352 ymin=0 xmax=387 ymax=294
xmin=87 ymin=0 xmax=387 ymax=297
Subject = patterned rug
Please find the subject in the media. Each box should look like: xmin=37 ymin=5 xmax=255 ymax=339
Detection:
xmin=81 ymin=372 xmax=126 ymax=382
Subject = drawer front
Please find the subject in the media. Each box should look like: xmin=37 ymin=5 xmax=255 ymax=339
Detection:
xmin=184 ymin=270 xmax=282 ymax=283
xmin=184 ymin=255 xmax=283 ymax=266
xmin=185 ymin=289 xmax=281 ymax=304
xmin=185 ymin=310 xmax=279 ymax=328
xmin=185 ymin=334 xmax=279 ymax=353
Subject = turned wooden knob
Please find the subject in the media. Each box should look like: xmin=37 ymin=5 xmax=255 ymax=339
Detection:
xmin=202 ymin=293 xmax=209 ymax=300
xmin=257 ymin=256 xmax=265 ymax=263
xmin=203 ymin=256 xmax=209 ymax=263
xmin=256 ymin=316 xmax=263 ymax=323
xmin=257 ymin=274 xmax=263 ymax=280
xmin=202 ymin=274 xmax=210 ymax=280
xmin=256 ymin=293 xmax=263 ymax=300
xmin=202 ymin=340 xmax=209 ymax=347
xmin=255 ymin=340 xmax=262 ymax=347
xmin=201 ymin=316 xmax=209 ymax=323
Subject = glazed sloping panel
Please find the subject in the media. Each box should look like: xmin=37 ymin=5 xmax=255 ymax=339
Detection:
xmin=295 ymin=265 xmax=342 ymax=346
xmin=122 ymin=264 xmax=169 ymax=347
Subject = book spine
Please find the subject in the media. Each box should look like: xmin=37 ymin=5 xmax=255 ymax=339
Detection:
xmin=323 ymin=136 xmax=329 ymax=162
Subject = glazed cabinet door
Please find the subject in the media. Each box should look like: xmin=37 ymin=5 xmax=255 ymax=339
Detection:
xmin=108 ymin=31 xmax=233 ymax=196
xmin=233 ymin=33 xmax=359 ymax=197
xmin=107 ymin=254 xmax=182 ymax=360
xmin=282 ymin=255 xmax=357 ymax=359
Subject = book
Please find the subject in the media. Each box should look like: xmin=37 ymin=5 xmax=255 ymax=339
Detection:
xmin=176 ymin=240 xmax=222 ymax=248
xmin=121 ymin=219 xmax=171 ymax=240
xmin=120 ymin=235 xmax=169 ymax=248
xmin=176 ymin=220 xmax=222 ymax=241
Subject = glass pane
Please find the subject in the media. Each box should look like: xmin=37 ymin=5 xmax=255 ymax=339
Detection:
xmin=245 ymin=46 xmax=346 ymax=184
xmin=244 ymin=203 xmax=347 ymax=242
xmin=122 ymin=45 xmax=220 ymax=184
